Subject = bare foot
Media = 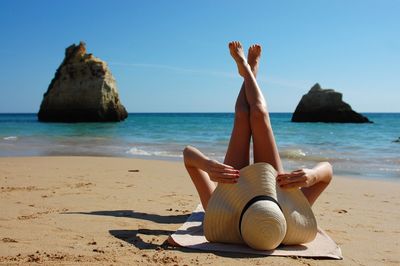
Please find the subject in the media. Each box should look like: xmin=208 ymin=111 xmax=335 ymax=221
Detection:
xmin=248 ymin=44 xmax=262 ymax=77
xmin=229 ymin=41 xmax=251 ymax=77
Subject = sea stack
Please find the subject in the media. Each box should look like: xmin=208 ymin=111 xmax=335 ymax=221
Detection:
xmin=291 ymin=83 xmax=372 ymax=123
xmin=38 ymin=41 xmax=128 ymax=122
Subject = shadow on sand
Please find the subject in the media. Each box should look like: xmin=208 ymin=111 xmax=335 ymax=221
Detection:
xmin=63 ymin=210 xmax=293 ymax=258
xmin=109 ymin=229 xmax=173 ymax=250
xmin=64 ymin=210 xmax=189 ymax=224
xmin=108 ymin=229 xmax=269 ymax=258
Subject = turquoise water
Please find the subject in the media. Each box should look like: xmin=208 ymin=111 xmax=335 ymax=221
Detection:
xmin=0 ymin=113 xmax=399 ymax=180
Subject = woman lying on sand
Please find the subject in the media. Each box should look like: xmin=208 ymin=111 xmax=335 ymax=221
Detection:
xmin=183 ymin=41 xmax=333 ymax=210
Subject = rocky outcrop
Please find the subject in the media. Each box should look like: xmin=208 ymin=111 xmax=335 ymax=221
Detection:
xmin=291 ymin=83 xmax=372 ymax=123
xmin=38 ymin=42 xmax=128 ymax=122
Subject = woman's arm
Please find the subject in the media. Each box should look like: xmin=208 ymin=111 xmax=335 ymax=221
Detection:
xmin=183 ymin=145 xmax=211 ymax=172
xmin=276 ymin=162 xmax=333 ymax=205
xmin=183 ymin=145 xmax=240 ymax=184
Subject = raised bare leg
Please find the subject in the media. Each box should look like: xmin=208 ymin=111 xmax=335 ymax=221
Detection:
xmin=182 ymin=44 xmax=262 ymax=209
xmin=229 ymin=41 xmax=283 ymax=173
xmin=224 ymin=44 xmax=261 ymax=169
xmin=248 ymin=44 xmax=261 ymax=77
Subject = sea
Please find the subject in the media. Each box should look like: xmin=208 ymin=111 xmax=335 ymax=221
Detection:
xmin=0 ymin=113 xmax=399 ymax=180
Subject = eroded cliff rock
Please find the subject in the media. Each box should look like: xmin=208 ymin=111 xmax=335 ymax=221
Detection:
xmin=38 ymin=41 xmax=128 ymax=122
xmin=291 ymin=83 xmax=371 ymax=123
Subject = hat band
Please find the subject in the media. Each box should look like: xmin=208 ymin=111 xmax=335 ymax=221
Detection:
xmin=239 ymin=195 xmax=282 ymax=237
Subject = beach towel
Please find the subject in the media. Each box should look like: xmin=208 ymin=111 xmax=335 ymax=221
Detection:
xmin=170 ymin=204 xmax=342 ymax=259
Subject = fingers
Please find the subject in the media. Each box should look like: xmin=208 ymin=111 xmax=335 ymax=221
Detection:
xmin=211 ymin=167 xmax=239 ymax=175
xmin=278 ymin=169 xmax=304 ymax=178
xmin=212 ymin=170 xmax=240 ymax=179
xmin=210 ymin=172 xmax=239 ymax=184
xmin=207 ymin=159 xmax=240 ymax=184
xmin=277 ymin=169 xmax=307 ymax=187
xmin=210 ymin=160 xmax=239 ymax=174
xmin=277 ymin=175 xmax=307 ymax=186
xmin=277 ymin=176 xmax=307 ymax=187
xmin=209 ymin=163 xmax=240 ymax=184
xmin=292 ymin=169 xmax=305 ymax=174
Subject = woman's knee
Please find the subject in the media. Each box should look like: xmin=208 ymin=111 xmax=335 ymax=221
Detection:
xmin=249 ymin=104 xmax=271 ymax=127
xmin=234 ymin=104 xmax=250 ymax=121
xmin=250 ymin=103 xmax=267 ymax=118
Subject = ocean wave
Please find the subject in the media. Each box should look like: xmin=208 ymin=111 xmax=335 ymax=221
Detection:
xmin=126 ymin=147 xmax=152 ymax=156
xmin=378 ymin=167 xmax=400 ymax=172
xmin=280 ymin=149 xmax=306 ymax=159
xmin=280 ymin=148 xmax=337 ymax=162
xmin=3 ymin=136 xmax=18 ymax=141
xmin=126 ymin=147 xmax=183 ymax=158
xmin=153 ymin=151 xmax=183 ymax=158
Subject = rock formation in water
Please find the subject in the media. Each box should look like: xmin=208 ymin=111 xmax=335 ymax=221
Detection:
xmin=38 ymin=41 xmax=128 ymax=122
xmin=291 ymin=83 xmax=372 ymax=123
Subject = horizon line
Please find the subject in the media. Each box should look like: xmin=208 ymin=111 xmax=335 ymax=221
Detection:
xmin=1 ymin=111 xmax=399 ymax=115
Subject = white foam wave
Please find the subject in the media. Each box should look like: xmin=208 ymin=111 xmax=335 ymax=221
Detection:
xmin=3 ymin=136 xmax=18 ymax=141
xmin=153 ymin=151 xmax=183 ymax=158
xmin=378 ymin=167 xmax=400 ymax=172
xmin=126 ymin=147 xmax=183 ymax=158
xmin=280 ymin=149 xmax=306 ymax=159
xmin=126 ymin=147 xmax=152 ymax=156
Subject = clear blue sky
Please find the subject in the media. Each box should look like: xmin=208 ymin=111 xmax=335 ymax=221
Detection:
xmin=0 ymin=0 xmax=399 ymax=113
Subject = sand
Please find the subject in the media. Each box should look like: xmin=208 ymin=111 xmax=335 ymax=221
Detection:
xmin=0 ymin=156 xmax=399 ymax=265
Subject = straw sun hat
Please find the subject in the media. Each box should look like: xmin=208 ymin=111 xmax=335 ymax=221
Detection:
xmin=204 ymin=162 xmax=317 ymax=250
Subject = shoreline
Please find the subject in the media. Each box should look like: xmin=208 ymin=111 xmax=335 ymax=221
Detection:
xmin=1 ymin=154 xmax=399 ymax=183
xmin=0 ymin=156 xmax=399 ymax=265
xmin=1 ymin=113 xmax=399 ymax=180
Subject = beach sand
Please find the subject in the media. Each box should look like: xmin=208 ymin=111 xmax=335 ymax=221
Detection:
xmin=0 ymin=156 xmax=399 ymax=265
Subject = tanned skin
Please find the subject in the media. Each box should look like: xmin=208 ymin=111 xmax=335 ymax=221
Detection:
xmin=183 ymin=41 xmax=332 ymax=210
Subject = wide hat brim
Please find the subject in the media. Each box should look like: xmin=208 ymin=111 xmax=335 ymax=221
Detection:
xmin=204 ymin=162 xmax=317 ymax=246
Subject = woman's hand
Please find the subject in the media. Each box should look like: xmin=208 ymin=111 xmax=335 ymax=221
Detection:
xmin=276 ymin=168 xmax=318 ymax=189
xmin=206 ymin=159 xmax=240 ymax=184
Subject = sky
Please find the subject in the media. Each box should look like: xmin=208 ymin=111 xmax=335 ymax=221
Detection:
xmin=0 ymin=0 xmax=399 ymax=113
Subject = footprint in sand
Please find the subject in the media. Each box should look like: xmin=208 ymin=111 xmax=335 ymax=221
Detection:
xmin=334 ymin=209 xmax=348 ymax=214
xmin=2 ymin=237 xmax=18 ymax=243
xmin=18 ymin=214 xmax=38 ymax=220
xmin=17 ymin=208 xmax=69 ymax=220
xmin=1 ymin=186 xmax=40 ymax=192
xmin=128 ymin=169 xmax=140 ymax=173
xmin=73 ymin=182 xmax=93 ymax=188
